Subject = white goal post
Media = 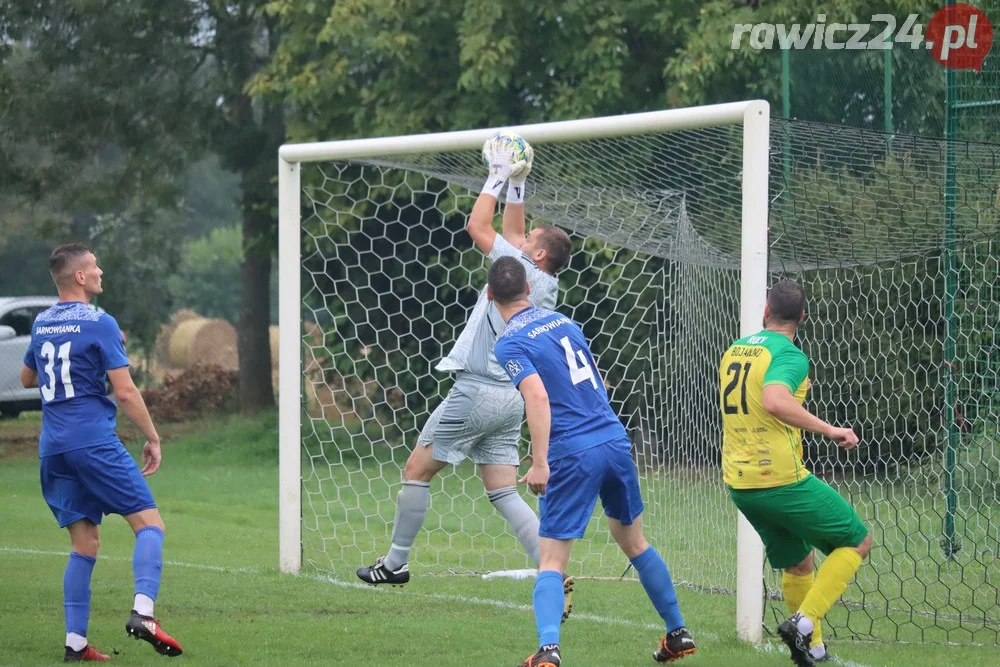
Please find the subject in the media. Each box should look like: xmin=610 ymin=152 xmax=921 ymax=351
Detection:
xmin=277 ymin=100 xmax=771 ymax=643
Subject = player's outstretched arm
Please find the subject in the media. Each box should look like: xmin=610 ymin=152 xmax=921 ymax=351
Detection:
xmin=501 ymin=200 xmax=525 ymax=248
xmin=468 ymin=134 xmax=533 ymax=255
xmin=516 ymin=374 xmax=552 ymax=495
xmin=467 ymin=190 xmax=501 ymax=256
xmin=762 ymin=384 xmax=859 ymax=449
xmin=501 ymin=143 xmax=532 ymax=247
xmin=108 ymin=367 xmax=163 ymax=475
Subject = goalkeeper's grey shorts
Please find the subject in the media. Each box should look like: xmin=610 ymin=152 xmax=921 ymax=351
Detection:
xmin=417 ymin=373 xmax=523 ymax=466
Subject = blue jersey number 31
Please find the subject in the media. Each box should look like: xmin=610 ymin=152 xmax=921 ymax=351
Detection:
xmin=39 ymin=341 xmax=76 ymax=401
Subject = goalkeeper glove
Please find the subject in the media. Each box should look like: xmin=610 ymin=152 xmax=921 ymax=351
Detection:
xmin=480 ymin=136 xmax=532 ymax=199
xmin=506 ymin=142 xmax=533 ymax=204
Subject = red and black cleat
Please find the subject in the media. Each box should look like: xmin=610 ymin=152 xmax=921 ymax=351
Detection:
xmin=519 ymin=644 xmax=561 ymax=667
xmin=653 ymin=627 xmax=697 ymax=663
xmin=63 ymin=645 xmax=111 ymax=662
xmin=125 ymin=610 xmax=184 ymax=657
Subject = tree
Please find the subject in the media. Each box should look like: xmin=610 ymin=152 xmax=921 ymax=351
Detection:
xmin=0 ymin=1 xmax=209 ymax=355
xmin=254 ymin=0 xmax=700 ymax=140
xmin=203 ymin=1 xmax=285 ymax=412
xmin=665 ymin=0 xmax=947 ymax=134
xmin=1 ymin=1 xmax=284 ymax=412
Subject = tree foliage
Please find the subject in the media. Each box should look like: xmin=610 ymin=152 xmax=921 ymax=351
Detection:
xmin=3 ymin=0 xmax=994 ymax=435
xmin=0 ymin=0 xmax=282 ymax=412
xmin=255 ymin=0 xmax=699 ymax=140
xmin=668 ymin=0 xmax=947 ymax=134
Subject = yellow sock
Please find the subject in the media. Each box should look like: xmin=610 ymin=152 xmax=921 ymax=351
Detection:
xmin=782 ymin=571 xmax=823 ymax=648
xmin=799 ymin=548 xmax=864 ymax=627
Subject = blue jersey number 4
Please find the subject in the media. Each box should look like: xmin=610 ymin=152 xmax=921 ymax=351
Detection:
xmin=560 ymin=336 xmax=598 ymax=389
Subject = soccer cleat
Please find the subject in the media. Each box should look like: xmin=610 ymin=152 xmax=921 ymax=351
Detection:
xmin=519 ymin=644 xmax=561 ymax=667
xmin=812 ymin=643 xmax=830 ymax=662
xmin=777 ymin=614 xmax=815 ymax=667
xmin=63 ymin=645 xmax=110 ymax=662
xmin=356 ymin=556 xmax=410 ymax=586
xmin=561 ymin=576 xmax=575 ymax=623
xmin=126 ymin=610 xmax=184 ymax=657
xmin=653 ymin=627 xmax=696 ymax=663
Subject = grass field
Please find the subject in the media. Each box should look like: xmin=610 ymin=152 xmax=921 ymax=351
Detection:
xmin=1 ymin=412 xmax=997 ymax=666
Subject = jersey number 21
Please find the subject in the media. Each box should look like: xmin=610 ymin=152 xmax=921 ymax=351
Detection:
xmin=723 ymin=361 xmax=750 ymax=415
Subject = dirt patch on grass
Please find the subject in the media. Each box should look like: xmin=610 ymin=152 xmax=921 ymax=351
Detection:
xmin=0 ymin=415 xmax=220 ymax=462
xmin=0 ymin=419 xmax=41 ymax=460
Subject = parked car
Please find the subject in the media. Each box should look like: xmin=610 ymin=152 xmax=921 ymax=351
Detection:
xmin=0 ymin=297 xmax=107 ymax=418
xmin=0 ymin=296 xmax=57 ymax=417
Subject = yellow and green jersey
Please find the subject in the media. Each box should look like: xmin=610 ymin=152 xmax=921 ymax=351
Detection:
xmin=719 ymin=330 xmax=810 ymax=489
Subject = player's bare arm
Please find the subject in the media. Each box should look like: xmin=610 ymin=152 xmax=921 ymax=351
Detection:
xmin=21 ymin=365 xmax=38 ymax=388
xmin=501 ymin=142 xmax=532 ymax=246
xmin=467 ymin=191 xmax=502 ymax=255
xmin=468 ymin=133 xmax=534 ymax=255
xmin=516 ymin=373 xmax=551 ymax=495
xmin=107 ymin=367 xmax=163 ymax=475
xmin=501 ymin=199 xmax=526 ymax=248
xmin=762 ymin=384 xmax=859 ymax=449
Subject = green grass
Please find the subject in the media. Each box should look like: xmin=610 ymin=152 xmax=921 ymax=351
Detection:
xmin=306 ymin=427 xmax=1000 ymax=645
xmin=1 ymin=412 xmax=998 ymax=665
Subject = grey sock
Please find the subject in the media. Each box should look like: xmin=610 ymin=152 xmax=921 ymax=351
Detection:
xmin=383 ymin=480 xmax=431 ymax=571
xmin=488 ymin=486 xmax=541 ymax=567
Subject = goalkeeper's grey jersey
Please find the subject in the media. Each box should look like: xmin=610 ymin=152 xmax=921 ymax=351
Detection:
xmin=436 ymin=235 xmax=559 ymax=382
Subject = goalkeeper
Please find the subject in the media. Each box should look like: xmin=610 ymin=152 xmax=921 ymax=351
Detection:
xmin=357 ymin=135 xmax=572 ymax=589
xmin=718 ymin=279 xmax=872 ymax=666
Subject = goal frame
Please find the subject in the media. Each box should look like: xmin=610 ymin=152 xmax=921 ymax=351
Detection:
xmin=276 ymin=100 xmax=771 ymax=643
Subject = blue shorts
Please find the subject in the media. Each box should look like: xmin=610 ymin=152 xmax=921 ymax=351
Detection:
xmin=40 ymin=439 xmax=157 ymax=528
xmin=538 ymin=439 xmax=645 ymax=540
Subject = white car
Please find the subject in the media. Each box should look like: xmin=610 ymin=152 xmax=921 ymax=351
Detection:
xmin=0 ymin=296 xmax=106 ymax=418
xmin=0 ymin=296 xmax=58 ymax=417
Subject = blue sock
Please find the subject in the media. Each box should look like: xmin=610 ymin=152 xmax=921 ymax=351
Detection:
xmin=133 ymin=526 xmax=164 ymax=602
xmin=533 ymin=570 xmax=564 ymax=648
xmin=65 ymin=552 xmax=96 ymax=637
xmin=631 ymin=546 xmax=685 ymax=632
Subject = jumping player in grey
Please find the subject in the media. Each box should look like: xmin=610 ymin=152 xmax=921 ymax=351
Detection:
xmin=357 ymin=136 xmax=572 ymax=592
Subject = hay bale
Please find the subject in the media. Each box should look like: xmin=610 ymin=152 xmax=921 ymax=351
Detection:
xmin=168 ymin=317 xmax=238 ymax=370
xmin=270 ymin=321 xmax=323 ymax=370
xmin=170 ymin=308 xmax=201 ymax=325
xmin=303 ymin=320 xmax=321 ymax=342
xmin=269 ymin=325 xmax=280 ymax=369
xmin=154 ymin=323 xmax=175 ymax=367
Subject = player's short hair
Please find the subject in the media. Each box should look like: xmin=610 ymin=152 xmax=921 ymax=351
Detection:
xmin=767 ymin=279 xmax=806 ymax=322
xmin=536 ymin=225 xmax=571 ymax=274
xmin=49 ymin=243 xmax=93 ymax=287
xmin=488 ymin=256 xmax=528 ymax=305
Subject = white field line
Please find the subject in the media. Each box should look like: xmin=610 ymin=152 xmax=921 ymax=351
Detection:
xmin=752 ymin=641 xmax=870 ymax=667
xmin=0 ymin=546 xmax=258 ymax=573
xmin=1 ymin=545 xmax=713 ymax=637
xmin=3 ymin=545 xmax=882 ymax=665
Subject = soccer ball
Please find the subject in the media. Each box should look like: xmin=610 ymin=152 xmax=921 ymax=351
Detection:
xmin=481 ymin=130 xmax=529 ymax=168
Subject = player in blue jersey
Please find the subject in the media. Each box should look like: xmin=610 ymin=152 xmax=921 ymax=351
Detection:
xmin=490 ymin=257 xmax=696 ymax=667
xmin=20 ymin=244 xmax=183 ymax=662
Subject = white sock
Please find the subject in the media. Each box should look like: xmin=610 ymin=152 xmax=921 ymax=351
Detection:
xmin=810 ymin=644 xmax=827 ymax=659
xmin=795 ymin=613 xmax=815 ymax=636
xmin=134 ymin=593 xmax=155 ymax=617
xmin=66 ymin=632 xmax=87 ymax=651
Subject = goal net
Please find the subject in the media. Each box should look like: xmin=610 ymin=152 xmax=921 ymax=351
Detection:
xmin=277 ymin=102 xmax=1000 ymax=644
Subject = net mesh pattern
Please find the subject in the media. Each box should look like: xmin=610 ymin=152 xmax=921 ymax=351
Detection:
xmin=296 ymin=117 xmax=1000 ymax=642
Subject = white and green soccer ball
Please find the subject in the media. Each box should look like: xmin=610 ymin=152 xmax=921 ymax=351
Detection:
xmin=481 ymin=130 xmax=529 ymax=168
